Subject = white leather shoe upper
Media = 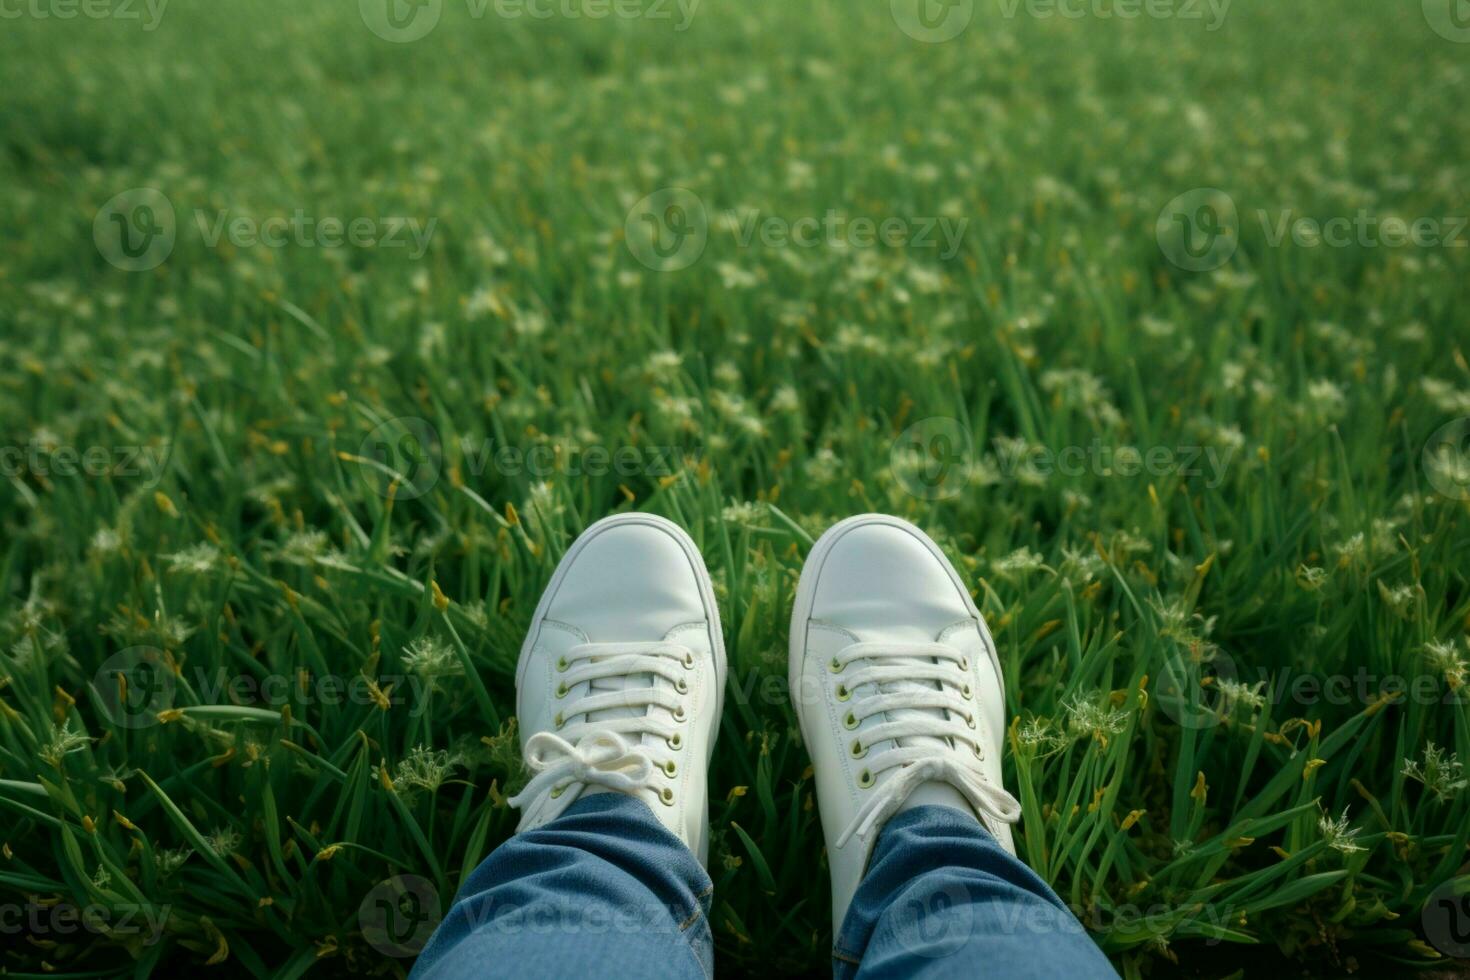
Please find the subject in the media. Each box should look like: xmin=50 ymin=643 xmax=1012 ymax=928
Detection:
xmin=789 ymin=514 xmax=1021 ymax=932
xmin=511 ymin=513 xmax=725 ymax=864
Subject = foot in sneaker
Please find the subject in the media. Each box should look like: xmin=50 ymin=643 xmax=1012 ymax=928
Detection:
xmin=789 ymin=514 xmax=1022 ymax=930
xmin=509 ymin=513 xmax=726 ymax=863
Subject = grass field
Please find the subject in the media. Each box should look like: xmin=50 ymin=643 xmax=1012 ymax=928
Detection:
xmin=2 ymin=0 xmax=1470 ymax=975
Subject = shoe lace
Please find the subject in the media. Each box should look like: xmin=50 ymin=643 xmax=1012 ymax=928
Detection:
xmin=508 ymin=641 xmax=692 ymax=828
xmin=831 ymin=641 xmax=1022 ymax=848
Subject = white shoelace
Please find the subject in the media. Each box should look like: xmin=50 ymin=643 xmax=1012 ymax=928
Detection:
xmin=509 ymin=641 xmax=692 ymax=828
xmin=831 ymin=642 xmax=1022 ymax=848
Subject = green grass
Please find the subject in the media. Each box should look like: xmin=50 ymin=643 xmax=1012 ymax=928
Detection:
xmin=2 ymin=0 xmax=1469 ymax=975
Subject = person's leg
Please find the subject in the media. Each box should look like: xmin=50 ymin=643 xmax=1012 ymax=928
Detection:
xmin=788 ymin=515 xmax=1115 ymax=979
xmin=832 ymin=804 xmax=1117 ymax=979
xmin=413 ymin=512 xmax=726 ymax=979
xmin=411 ymin=793 xmax=713 ymax=980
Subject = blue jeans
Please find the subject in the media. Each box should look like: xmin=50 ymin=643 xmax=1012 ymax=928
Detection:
xmin=410 ymin=794 xmax=1117 ymax=979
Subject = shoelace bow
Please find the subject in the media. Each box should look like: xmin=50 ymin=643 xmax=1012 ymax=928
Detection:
xmin=832 ymin=642 xmax=1022 ymax=848
xmin=508 ymin=641 xmax=692 ymax=829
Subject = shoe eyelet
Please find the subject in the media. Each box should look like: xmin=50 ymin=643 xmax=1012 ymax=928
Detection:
xmin=681 ymin=652 xmax=695 ymax=670
xmin=829 ymin=657 xmax=844 ymax=674
xmin=966 ymin=714 xmax=976 ymax=730
xmin=835 ymin=683 xmax=850 ymax=702
xmin=667 ymin=733 xmax=683 ymax=750
xmin=550 ymin=784 xmax=567 ymax=799
xmin=858 ymin=769 xmax=873 ymax=788
xmin=674 ymin=678 xmax=689 ymax=695
xmin=850 ymin=739 xmax=867 ymax=759
xmin=958 ymin=658 xmax=969 ymax=671
xmin=659 ymin=787 xmax=675 ymax=806
xmin=973 ymin=743 xmax=984 ymax=759
xmin=554 ymin=682 xmax=568 ymax=699
xmin=556 ymin=656 xmax=569 ymax=672
xmin=553 ymin=712 xmax=564 ymax=728
xmin=672 ymin=705 xmax=686 ymax=722
xmin=843 ymin=712 xmax=859 ymax=730
xmin=663 ymin=760 xmax=677 ymax=777
xmin=961 ymin=684 xmax=972 ymax=700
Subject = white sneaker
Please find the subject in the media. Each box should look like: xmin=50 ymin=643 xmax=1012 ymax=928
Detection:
xmin=789 ymin=514 xmax=1022 ymax=931
xmin=509 ymin=513 xmax=726 ymax=864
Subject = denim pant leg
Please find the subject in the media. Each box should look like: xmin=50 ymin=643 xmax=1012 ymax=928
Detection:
xmin=411 ymin=793 xmax=713 ymax=980
xmin=833 ymin=805 xmax=1118 ymax=980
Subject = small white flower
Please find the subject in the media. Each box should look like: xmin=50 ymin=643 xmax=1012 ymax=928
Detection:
xmin=1425 ymin=639 xmax=1468 ymax=691
xmin=1317 ymin=808 xmax=1364 ymax=854
xmin=721 ymin=501 xmax=766 ymax=526
xmin=1401 ymin=742 xmax=1466 ymax=803
xmin=163 ymin=542 xmax=221 ymax=575
xmin=39 ymin=722 xmax=90 ymax=767
xmin=993 ymin=547 xmax=1045 ymax=578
